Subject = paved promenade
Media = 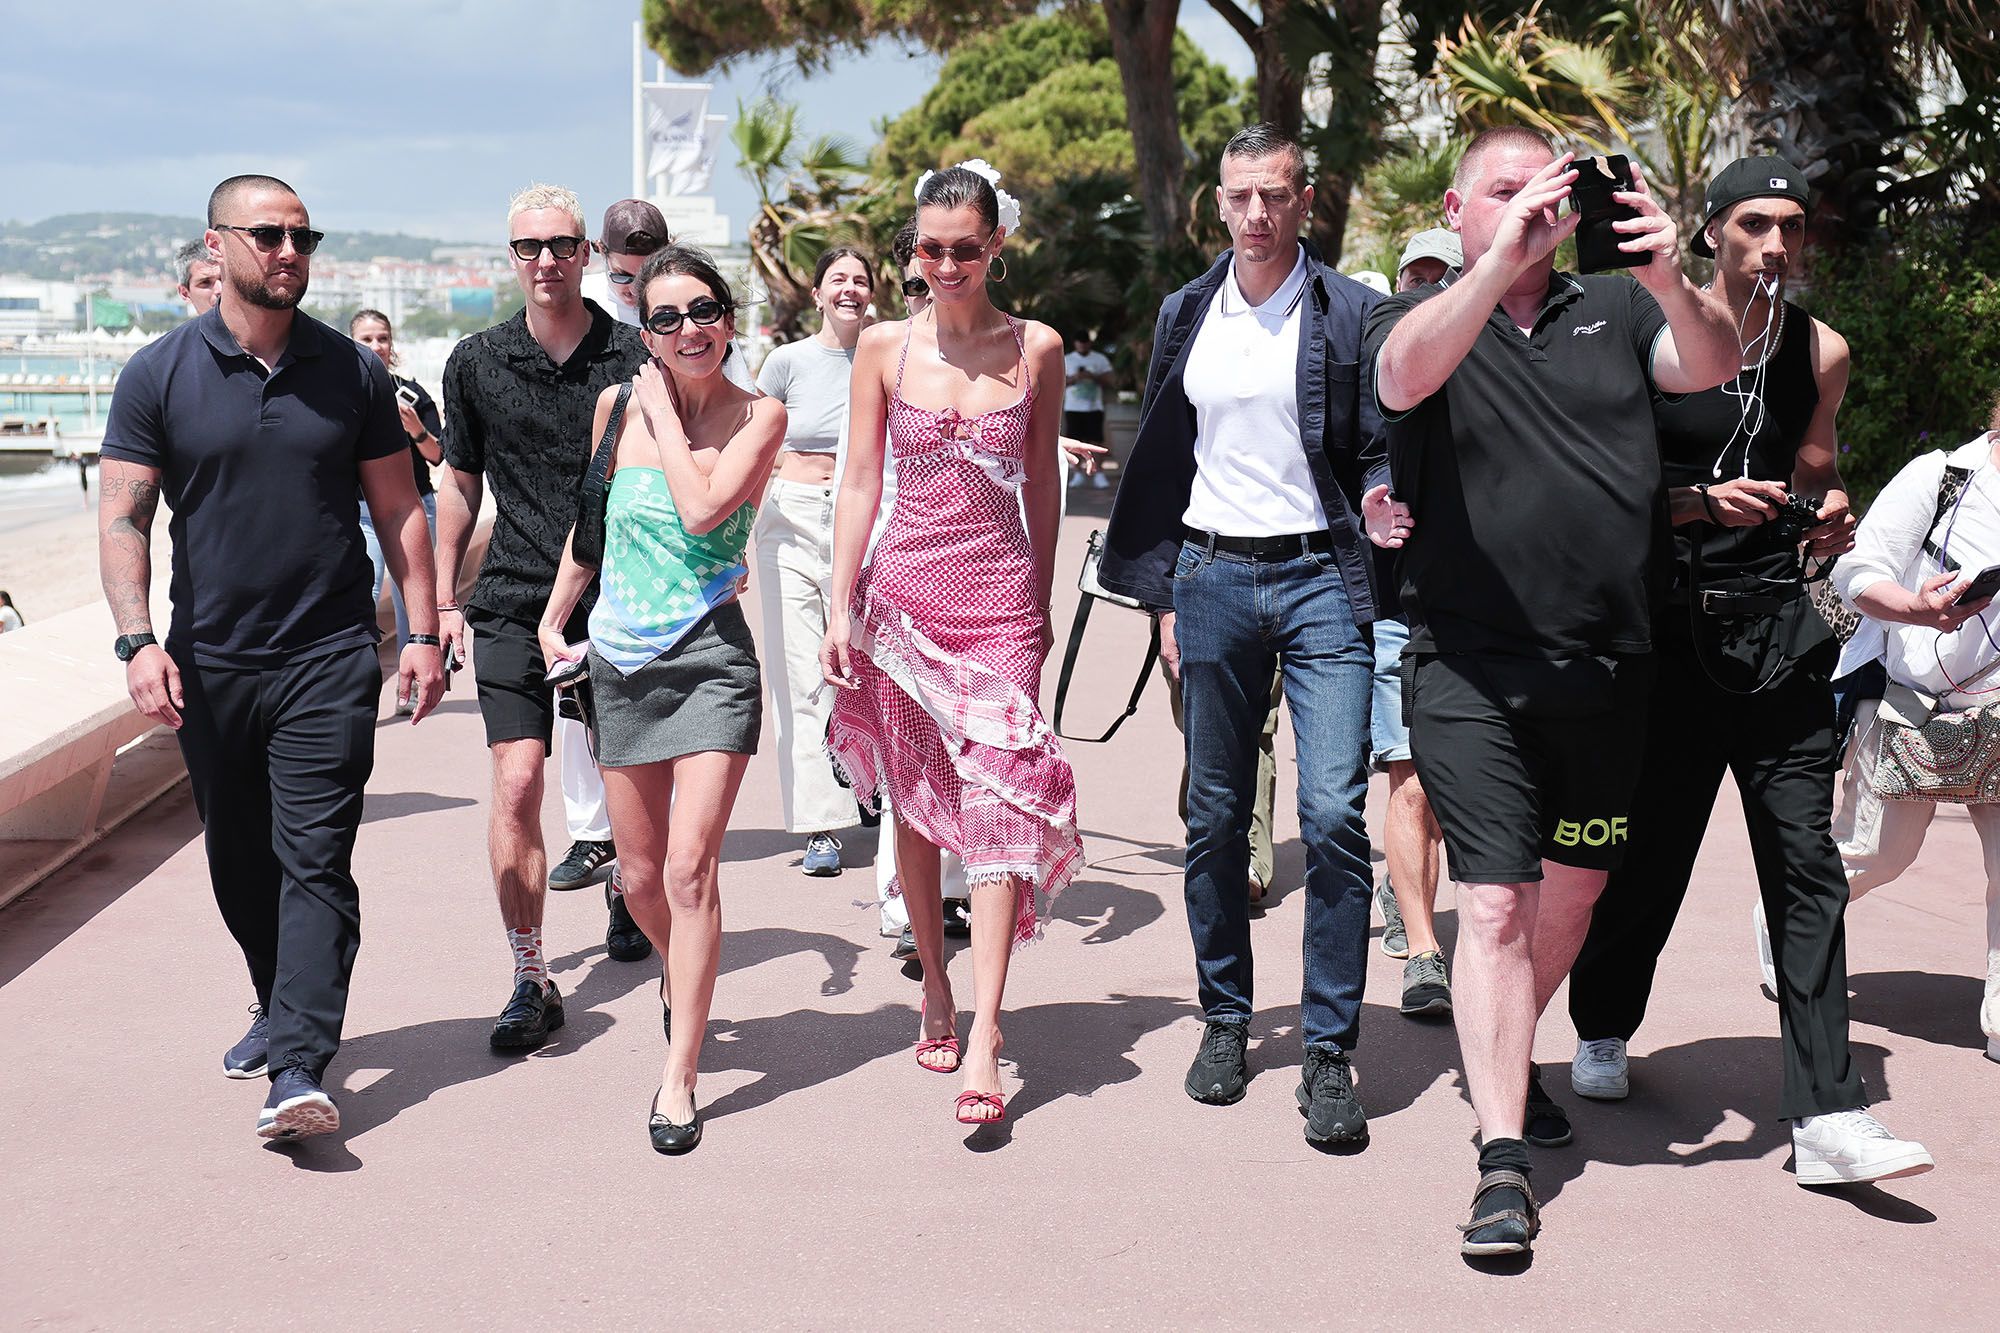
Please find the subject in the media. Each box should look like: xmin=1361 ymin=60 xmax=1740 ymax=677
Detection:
xmin=2 ymin=512 xmax=1992 ymax=1329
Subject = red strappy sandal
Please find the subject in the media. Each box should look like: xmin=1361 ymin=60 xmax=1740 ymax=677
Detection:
xmin=955 ymin=1090 xmax=1007 ymax=1124
xmin=915 ymin=998 xmax=960 ymax=1074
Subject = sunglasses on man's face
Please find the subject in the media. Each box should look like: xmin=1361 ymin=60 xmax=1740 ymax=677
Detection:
xmin=644 ymin=297 xmax=728 ymax=336
xmin=914 ymin=234 xmax=994 ymax=265
xmin=214 ymin=224 xmax=324 ymax=255
xmin=607 ymin=271 xmax=637 ymax=285
xmin=509 ymin=235 xmax=585 ymax=262
xmin=901 ymin=276 xmax=930 ymax=300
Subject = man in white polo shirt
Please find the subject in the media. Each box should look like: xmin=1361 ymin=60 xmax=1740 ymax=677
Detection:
xmin=1100 ymin=123 xmax=1394 ymax=1146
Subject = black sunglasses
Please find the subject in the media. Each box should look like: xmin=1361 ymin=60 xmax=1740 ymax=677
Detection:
xmin=914 ymin=233 xmax=995 ymax=265
xmin=901 ymin=276 xmax=930 ymax=300
xmin=509 ymin=235 xmax=585 ymax=261
xmin=214 ymin=224 xmax=324 ymax=255
xmin=607 ymin=271 xmax=636 ymax=285
xmin=644 ymin=297 xmax=728 ymax=336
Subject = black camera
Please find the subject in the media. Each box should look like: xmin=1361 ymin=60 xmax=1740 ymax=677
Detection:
xmin=1769 ymin=493 xmax=1821 ymax=544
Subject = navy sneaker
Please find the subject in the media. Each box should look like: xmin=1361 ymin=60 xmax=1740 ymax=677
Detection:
xmin=802 ymin=833 xmax=843 ymax=877
xmin=549 ymin=839 xmax=616 ymax=891
xmin=490 ymin=977 xmax=566 ymax=1051
xmin=223 ymin=1004 xmax=270 ymax=1080
xmin=256 ymin=1066 xmax=339 ymax=1141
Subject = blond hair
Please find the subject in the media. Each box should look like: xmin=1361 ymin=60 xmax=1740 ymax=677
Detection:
xmin=506 ymin=183 xmax=585 ymax=233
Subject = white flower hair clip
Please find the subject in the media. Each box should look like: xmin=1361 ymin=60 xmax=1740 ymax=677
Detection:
xmin=915 ymin=158 xmax=1024 ymax=234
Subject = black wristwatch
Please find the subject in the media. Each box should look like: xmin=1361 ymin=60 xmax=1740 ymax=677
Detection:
xmin=114 ymin=633 xmax=158 ymax=662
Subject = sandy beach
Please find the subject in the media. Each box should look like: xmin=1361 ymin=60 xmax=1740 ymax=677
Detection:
xmin=0 ymin=465 xmax=105 ymax=624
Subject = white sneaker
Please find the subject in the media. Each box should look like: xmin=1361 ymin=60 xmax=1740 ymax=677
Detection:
xmin=1792 ymin=1109 xmax=1935 ymax=1186
xmin=1753 ymin=897 xmax=1777 ymax=998
xmin=1570 ymin=1037 xmax=1629 ymax=1100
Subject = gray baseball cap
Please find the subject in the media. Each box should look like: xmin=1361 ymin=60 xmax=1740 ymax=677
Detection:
xmin=1397 ymin=228 xmax=1462 ymax=280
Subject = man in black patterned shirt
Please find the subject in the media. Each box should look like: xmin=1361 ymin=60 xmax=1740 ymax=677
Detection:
xmin=436 ymin=183 xmax=648 ymax=1051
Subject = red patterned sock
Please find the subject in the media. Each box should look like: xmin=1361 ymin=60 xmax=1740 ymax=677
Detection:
xmin=508 ymin=926 xmax=547 ymax=989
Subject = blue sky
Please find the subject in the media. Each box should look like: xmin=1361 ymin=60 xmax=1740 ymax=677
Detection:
xmin=2 ymin=1 xmax=1253 ymax=248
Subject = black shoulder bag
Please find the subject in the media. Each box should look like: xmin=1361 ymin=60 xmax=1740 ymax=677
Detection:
xmin=570 ymin=383 xmax=633 ymax=570
xmin=1052 ymin=528 xmax=1160 ymax=742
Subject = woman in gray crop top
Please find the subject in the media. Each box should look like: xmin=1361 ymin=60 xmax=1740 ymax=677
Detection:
xmin=753 ymin=245 xmax=876 ymax=875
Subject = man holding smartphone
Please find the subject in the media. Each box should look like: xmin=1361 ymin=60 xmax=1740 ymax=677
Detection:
xmin=1367 ymin=127 xmax=1740 ymax=1254
xmin=1566 ymin=156 xmax=1933 ymax=1187
xmin=436 ymin=184 xmax=651 ymax=1053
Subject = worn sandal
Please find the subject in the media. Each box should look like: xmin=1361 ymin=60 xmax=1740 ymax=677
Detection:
xmin=955 ymin=1090 xmax=1006 ymax=1125
xmin=1457 ymin=1169 xmax=1540 ymax=1257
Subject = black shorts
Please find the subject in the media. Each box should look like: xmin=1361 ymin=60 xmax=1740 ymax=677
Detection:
xmin=466 ymin=605 xmax=555 ymax=750
xmin=1405 ymin=651 xmax=1654 ymax=882
xmin=1062 ymin=409 xmax=1105 ymax=444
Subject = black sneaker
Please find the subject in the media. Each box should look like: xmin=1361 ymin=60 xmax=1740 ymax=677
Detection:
xmin=490 ymin=977 xmax=566 ymax=1050
xmin=1184 ymin=1020 xmax=1249 ymax=1105
xmin=942 ymin=898 xmax=972 ymax=940
xmin=606 ymin=878 xmax=652 ymax=962
xmin=256 ymin=1066 xmax=339 ymax=1141
xmin=891 ymin=926 xmax=918 ymax=961
xmin=1297 ymin=1045 xmax=1368 ymax=1145
xmin=223 ymin=1003 xmax=270 ymax=1079
xmin=1399 ymin=950 xmax=1453 ymax=1019
xmin=549 ymin=839 xmax=616 ymax=891
xmin=1524 ymin=1063 xmax=1574 ymax=1148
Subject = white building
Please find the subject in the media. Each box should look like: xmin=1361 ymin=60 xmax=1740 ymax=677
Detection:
xmin=0 ymin=279 xmax=84 ymax=338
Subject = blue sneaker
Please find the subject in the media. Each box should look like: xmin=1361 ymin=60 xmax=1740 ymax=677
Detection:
xmin=802 ymin=833 xmax=843 ymax=877
xmin=223 ymin=1004 xmax=269 ymax=1080
xmin=256 ymin=1067 xmax=339 ymax=1141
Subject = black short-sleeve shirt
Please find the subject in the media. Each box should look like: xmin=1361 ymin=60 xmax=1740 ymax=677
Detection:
xmin=1363 ymin=271 xmax=1671 ymax=658
xmin=99 ymin=306 xmax=406 ymax=669
xmin=442 ymin=300 xmax=646 ymax=625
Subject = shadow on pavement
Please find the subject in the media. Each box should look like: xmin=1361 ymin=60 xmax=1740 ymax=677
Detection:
xmin=361 ymin=790 xmax=479 ymax=824
xmin=1848 ymin=969 xmax=1989 ymax=1052
xmin=1048 ymin=877 xmax=1165 ymax=946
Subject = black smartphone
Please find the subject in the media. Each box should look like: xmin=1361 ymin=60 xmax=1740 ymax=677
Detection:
xmin=1958 ymin=563 xmax=2000 ymax=604
xmin=1571 ymin=154 xmax=1650 ymax=274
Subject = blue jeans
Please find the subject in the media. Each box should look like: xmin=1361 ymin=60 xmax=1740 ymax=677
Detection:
xmin=359 ymin=492 xmax=438 ymax=649
xmin=1171 ymin=538 xmax=1374 ymax=1050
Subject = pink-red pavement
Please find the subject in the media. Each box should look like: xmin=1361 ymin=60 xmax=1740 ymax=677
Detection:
xmin=1 ymin=513 xmax=1992 ymax=1330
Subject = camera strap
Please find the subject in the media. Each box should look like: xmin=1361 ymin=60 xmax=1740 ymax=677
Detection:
xmin=1053 ymin=530 xmax=1159 ymax=743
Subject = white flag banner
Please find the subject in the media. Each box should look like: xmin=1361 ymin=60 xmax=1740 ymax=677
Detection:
xmin=667 ymin=113 xmax=730 ymax=196
xmin=644 ymin=83 xmax=711 ymax=184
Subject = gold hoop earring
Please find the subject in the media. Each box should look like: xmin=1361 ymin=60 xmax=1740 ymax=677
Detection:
xmin=990 ymin=255 xmax=1007 ymax=283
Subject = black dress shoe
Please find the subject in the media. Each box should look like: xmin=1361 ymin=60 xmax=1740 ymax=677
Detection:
xmin=649 ymin=1090 xmax=702 ymax=1154
xmin=490 ymin=977 xmax=565 ymax=1051
xmin=942 ymin=897 xmax=972 ymax=940
xmin=606 ymin=883 xmax=652 ymax=962
xmin=549 ymin=839 xmax=615 ymax=891
xmin=891 ymin=927 xmax=918 ymax=960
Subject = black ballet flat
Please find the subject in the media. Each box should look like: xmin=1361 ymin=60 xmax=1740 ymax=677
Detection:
xmin=649 ymin=1089 xmax=701 ymax=1155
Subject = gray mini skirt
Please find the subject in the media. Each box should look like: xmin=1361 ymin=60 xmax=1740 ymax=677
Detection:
xmin=587 ymin=601 xmax=763 ymax=768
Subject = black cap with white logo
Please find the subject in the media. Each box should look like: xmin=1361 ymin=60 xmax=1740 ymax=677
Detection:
xmin=1692 ymin=156 xmax=1810 ymax=257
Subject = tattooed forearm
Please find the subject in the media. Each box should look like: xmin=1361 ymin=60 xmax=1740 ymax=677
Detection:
xmin=98 ymin=469 xmax=163 ymax=636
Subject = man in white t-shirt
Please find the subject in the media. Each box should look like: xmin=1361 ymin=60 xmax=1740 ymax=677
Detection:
xmin=1101 ymin=124 xmax=1394 ymax=1147
xmin=1063 ymin=334 xmax=1114 ymax=490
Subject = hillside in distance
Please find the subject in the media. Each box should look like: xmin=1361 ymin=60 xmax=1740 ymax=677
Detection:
xmin=0 ymin=212 xmax=469 ymax=280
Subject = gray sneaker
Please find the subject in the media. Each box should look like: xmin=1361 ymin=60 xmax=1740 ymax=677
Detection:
xmin=1400 ymin=950 xmax=1452 ymax=1018
xmin=1377 ymin=879 xmax=1408 ymax=958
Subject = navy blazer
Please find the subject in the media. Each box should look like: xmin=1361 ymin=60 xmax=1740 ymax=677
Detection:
xmin=1098 ymin=242 xmax=1390 ymax=617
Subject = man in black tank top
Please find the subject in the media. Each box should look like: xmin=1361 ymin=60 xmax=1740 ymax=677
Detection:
xmin=1567 ymin=157 xmax=1934 ymax=1185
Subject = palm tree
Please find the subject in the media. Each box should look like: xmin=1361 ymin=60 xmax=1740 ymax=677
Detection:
xmin=732 ymin=97 xmax=874 ymax=339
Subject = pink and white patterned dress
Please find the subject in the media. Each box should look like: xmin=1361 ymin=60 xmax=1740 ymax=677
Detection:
xmin=828 ymin=317 xmax=1080 ymax=945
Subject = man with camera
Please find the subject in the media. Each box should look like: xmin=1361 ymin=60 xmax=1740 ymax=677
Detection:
xmin=1564 ymin=156 xmax=1933 ymax=1186
xmin=1366 ymin=127 xmax=1741 ymax=1254
xmin=1099 ymin=123 xmax=1393 ymax=1147
xmin=436 ymin=184 xmax=651 ymax=1053
xmin=99 ymin=174 xmax=443 ymax=1141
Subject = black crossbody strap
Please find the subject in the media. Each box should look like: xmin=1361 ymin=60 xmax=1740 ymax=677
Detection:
xmin=1053 ymin=598 xmax=1160 ymax=743
xmin=588 ymin=383 xmax=633 ymax=491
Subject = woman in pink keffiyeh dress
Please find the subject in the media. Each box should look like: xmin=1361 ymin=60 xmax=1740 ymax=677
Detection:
xmin=820 ymin=164 xmax=1079 ymax=1125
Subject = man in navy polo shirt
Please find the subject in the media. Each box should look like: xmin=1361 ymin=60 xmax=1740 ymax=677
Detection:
xmin=98 ymin=174 xmax=444 ymax=1143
